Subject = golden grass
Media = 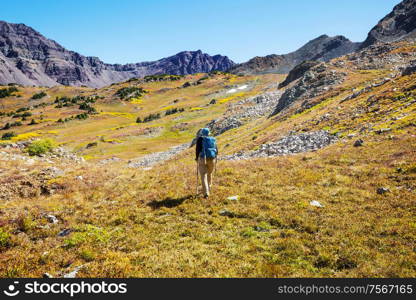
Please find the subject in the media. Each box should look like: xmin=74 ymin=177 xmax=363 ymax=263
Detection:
xmin=0 ymin=57 xmax=415 ymax=278
xmin=0 ymin=131 xmax=414 ymax=277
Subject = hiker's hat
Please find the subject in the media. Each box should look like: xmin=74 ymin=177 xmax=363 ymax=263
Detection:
xmin=201 ymin=128 xmax=210 ymax=136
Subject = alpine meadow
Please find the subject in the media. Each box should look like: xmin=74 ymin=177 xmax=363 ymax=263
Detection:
xmin=0 ymin=0 xmax=415 ymax=279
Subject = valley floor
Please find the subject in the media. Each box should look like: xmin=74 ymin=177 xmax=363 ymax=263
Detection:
xmin=0 ymin=129 xmax=415 ymax=277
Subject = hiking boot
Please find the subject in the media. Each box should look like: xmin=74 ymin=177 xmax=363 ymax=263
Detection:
xmin=203 ymin=194 xmax=209 ymax=199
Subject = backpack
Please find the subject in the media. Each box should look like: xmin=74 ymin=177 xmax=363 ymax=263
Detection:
xmin=199 ymin=136 xmax=217 ymax=159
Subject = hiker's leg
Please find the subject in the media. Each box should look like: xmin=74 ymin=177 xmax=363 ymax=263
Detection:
xmin=198 ymin=159 xmax=209 ymax=196
xmin=207 ymin=158 xmax=215 ymax=188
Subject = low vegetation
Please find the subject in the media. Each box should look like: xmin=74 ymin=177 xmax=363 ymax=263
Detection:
xmin=1 ymin=132 xmax=16 ymax=140
xmin=31 ymin=91 xmax=47 ymax=100
xmin=143 ymin=74 xmax=183 ymax=82
xmin=115 ymin=87 xmax=147 ymax=100
xmin=26 ymin=138 xmax=56 ymax=156
xmin=165 ymin=107 xmax=185 ymax=116
xmin=0 ymin=86 xmax=18 ymax=98
xmin=136 ymin=113 xmax=161 ymax=123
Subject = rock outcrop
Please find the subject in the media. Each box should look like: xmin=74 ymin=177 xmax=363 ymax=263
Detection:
xmin=278 ymin=60 xmax=320 ymax=88
xmin=271 ymin=63 xmax=346 ymax=116
xmin=207 ymin=91 xmax=282 ymax=135
xmin=0 ymin=21 xmax=235 ymax=87
xmin=222 ymin=131 xmax=337 ymax=160
xmin=402 ymin=59 xmax=416 ymax=75
xmin=361 ymin=0 xmax=416 ymax=48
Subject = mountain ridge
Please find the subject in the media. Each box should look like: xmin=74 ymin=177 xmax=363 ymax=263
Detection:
xmin=229 ymin=34 xmax=361 ymax=75
xmin=0 ymin=21 xmax=235 ymax=87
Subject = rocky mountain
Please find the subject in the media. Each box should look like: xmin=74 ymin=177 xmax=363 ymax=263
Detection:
xmin=0 ymin=21 xmax=234 ymax=87
xmin=229 ymin=35 xmax=360 ymax=75
xmin=361 ymin=0 xmax=416 ymax=48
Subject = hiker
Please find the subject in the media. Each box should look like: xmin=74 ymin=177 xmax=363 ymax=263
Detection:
xmin=195 ymin=128 xmax=218 ymax=198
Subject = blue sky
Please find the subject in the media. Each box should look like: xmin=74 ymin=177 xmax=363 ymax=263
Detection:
xmin=1 ymin=0 xmax=402 ymax=63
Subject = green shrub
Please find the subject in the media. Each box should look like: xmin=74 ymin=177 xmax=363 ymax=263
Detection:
xmin=79 ymin=102 xmax=97 ymax=113
xmin=10 ymin=121 xmax=22 ymax=127
xmin=16 ymin=107 xmax=29 ymax=113
xmin=165 ymin=107 xmax=185 ymax=116
xmin=0 ymin=229 xmax=11 ymax=249
xmin=26 ymin=139 xmax=56 ymax=156
xmin=64 ymin=225 xmax=111 ymax=249
xmin=143 ymin=74 xmax=183 ymax=82
xmin=139 ymin=113 xmax=161 ymax=123
xmin=31 ymin=91 xmax=47 ymax=99
xmin=79 ymin=249 xmax=96 ymax=261
xmin=0 ymin=87 xmax=18 ymax=98
xmin=115 ymin=87 xmax=147 ymax=100
xmin=1 ymin=132 xmax=16 ymax=140
xmin=76 ymin=113 xmax=89 ymax=120
xmin=17 ymin=215 xmax=35 ymax=232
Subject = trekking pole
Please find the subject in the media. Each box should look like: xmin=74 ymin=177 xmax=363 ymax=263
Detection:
xmin=213 ymin=156 xmax=218 ymax=192
xmin=195 ymin=161 xmax=199 ymax=196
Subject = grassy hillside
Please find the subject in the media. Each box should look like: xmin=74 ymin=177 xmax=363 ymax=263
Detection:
xmin=0 ymin=44 xmax=415 ymax=277
xmin=0 ymin=72 xmax=281 ymax=160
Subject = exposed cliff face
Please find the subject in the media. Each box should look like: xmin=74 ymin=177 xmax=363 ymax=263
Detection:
xmin=278 ymin=60 xmax=320 ymax=89
xmin=361 ymin=0 xmax=416 ymax=48
xmin=0 ymin=21 xmax=235 ymax=87
xmin=271 ymin=63 xmax=346 ymax=116
xmin=229 ymin=35 xmax=360 ymax=75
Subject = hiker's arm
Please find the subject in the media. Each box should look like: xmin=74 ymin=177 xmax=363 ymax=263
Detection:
xmin=195 ymin=138 xmax=201 ymax=160
xmin=216 ymin=145 xmax=218 ymax=156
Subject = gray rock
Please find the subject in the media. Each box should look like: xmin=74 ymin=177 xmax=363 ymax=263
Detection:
xmin=377 ymin=187 xmax=390 ymax=195
xmin=128 ymin=143 xmax=189 ymax=168
xmin=58 ymin=228 xmax=71 ymax=237
xmin=99 ymin=156 xmax=121 ymax=165
xmin=353 ymin=139 xmax=364 ymax=147
xmin=62 ymin=265 xmax=84 ymax=278
xmin=46 ymin=214 xmax=58 ymax=224
xmin=253 ymin=226 xmax=270 ymax=232
xmin=375 ymin=128 xmax=392 ymax=134
xmin=219 ymin=209 xmax=235 ymax=217
xmin=40 ymin=167 xmax=65 ymax=178
xmin=222 ymin=131 xmax=337 ymax=160
xmin=207 ymin=91 xmax=282 ymax=135
xmin=402 ymin=60 xmax=416 ymax=75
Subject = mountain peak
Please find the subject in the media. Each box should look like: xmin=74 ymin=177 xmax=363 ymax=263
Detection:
xmin=315 ymin=34 xmax=330 ymax=40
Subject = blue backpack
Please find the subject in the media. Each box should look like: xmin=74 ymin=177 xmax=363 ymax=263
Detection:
xmin=200 ymin=136 xmax=217 ymax=159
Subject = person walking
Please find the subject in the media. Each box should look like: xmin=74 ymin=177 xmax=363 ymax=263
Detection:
xmin=195 ymin=128 xmax=218 ymax=198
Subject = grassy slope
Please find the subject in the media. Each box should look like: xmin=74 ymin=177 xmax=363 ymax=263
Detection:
xmin=0 ymin=46 xmax=415 ymax=277
xmin=0 ymin=73 xmax=281 ymax=160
